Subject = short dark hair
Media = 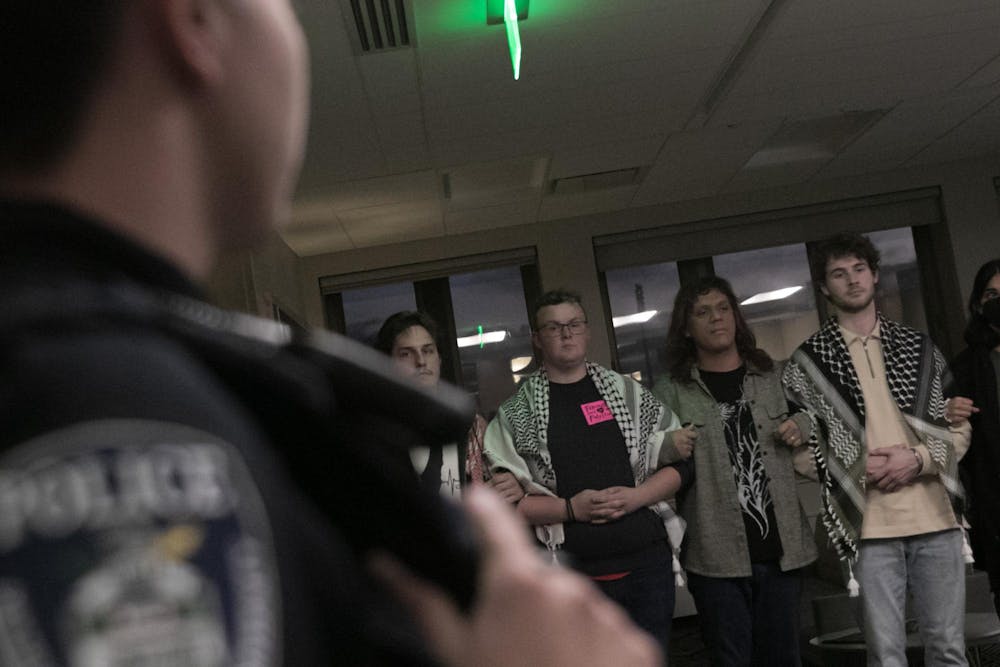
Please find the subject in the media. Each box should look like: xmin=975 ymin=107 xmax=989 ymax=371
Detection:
xmin=963 ymin=258 xmax=1000 ymax=348
xmin=0 ymin=2 xmax=125 ymax=173
xmin=664 ymin=275 xmax=773 ymax=382
xmin=531 ymin=289 xmax=586 ymax=330
xmin=809 ymin=233 xmax=881 ymax=289
xmin=374 ymin=311 xmax=441 ymax=354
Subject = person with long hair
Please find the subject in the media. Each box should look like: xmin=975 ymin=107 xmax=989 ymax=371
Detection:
xmin=652 ymin=275 xmax=816 ymax=666
xmin=951 ymin=260 xmax=1000 ymax=615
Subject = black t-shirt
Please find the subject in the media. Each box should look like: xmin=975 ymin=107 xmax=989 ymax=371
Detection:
xmin=699 ymin=366 xmax=783 ymax=564
xmin=546 ymin=376 xmax=668 ymax=576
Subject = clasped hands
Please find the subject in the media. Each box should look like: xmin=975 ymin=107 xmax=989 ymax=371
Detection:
xmin=569 ymin=486 xmax=643 ymax=524
xmin=865 ymin=443 xmax=922 ymax=492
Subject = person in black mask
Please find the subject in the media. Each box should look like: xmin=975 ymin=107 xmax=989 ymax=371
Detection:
xmin=952 ymin=259 xmax=1000 ymax=617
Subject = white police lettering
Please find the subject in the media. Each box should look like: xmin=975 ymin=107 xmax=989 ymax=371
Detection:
xmin=0 ymin=444 xmax=236 ymax=553
xmin=0 ymin=420 xmax=280 ymax=667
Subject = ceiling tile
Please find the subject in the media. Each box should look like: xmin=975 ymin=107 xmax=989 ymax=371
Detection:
xmin=280 ymin=222 xmax=354 ymax=256
xmin=340 ymin=200 xmax=445 ymax=247
xmin=770 ymin=0 xmax=1000 ymax=38
xmin=326 ymin=171 xmax=441 ymax=211
xmin=818 ymin=87 xmax=1000 ymax=179
xmin=444 ymin=156 xmax=548 ymax=209
xmin=962 ymin=54 xmax=1000 ymax=89
xmin=357 ymin=49 xmax=420 ymax=99
xmin=373 ymin=112 xmax=427 ymax=149
xmin=444 ymin=200 xmax=539 ymax=234
xmin=633 ymin=121 xmax=781 ymax=206
xmin=538 ymin=185 xmax=640 ymax=222
xmin=550 ymin=139 xmax=661 ymax=180
xmin=905 ymin=94 xmax=1000 ymax=166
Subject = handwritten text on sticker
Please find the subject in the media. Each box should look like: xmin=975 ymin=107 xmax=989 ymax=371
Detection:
xmin=581 ymin=400 xmax=614 ymax=426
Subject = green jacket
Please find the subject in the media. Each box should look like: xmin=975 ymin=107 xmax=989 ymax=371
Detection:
xmin=651 ymin=362 xmax=817 ymax=577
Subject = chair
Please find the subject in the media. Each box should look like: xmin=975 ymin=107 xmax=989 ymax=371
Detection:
xmin=810 ymin=593 xmax=866 ymax=667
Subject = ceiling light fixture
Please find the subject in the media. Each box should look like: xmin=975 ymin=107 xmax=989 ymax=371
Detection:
xmin=487 ymin=0 xmax=528 ymax=80
xmin=612 ymin=310 xmax=658 ymax=327
xmin=457 ymin=329 xmax=508 ymax=348
xmin=740 ymin=286 xmax=803 ymax=305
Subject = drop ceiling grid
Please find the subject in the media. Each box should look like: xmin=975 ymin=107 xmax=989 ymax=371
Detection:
xmin=770 ymin=0 xmax=1000 ymax=38
xmin=816 ymin=87 xmax=1000 ymax=179
xmin=905 ymin=92 xmax=1000 ymax=166
xmin=285 ymin=0 xmax=1000 ymax=256
xmin=728 ymin=31 xmax=999 ymax=101
xmin=549 ymin=138 xmax=662 ymax=181
xmin=709 ymin=59 xmax=991 ymax=128
xmin=339 ymin=200 xmax=445 ymax=248
xmin=632 ymin=121 xmax=783 ymax=206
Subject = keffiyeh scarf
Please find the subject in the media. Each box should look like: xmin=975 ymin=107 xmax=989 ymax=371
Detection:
xmin=783 ymin=314 xmax=962 ymax=567
xmin=486 ymin=362 xmax=685 ymax=569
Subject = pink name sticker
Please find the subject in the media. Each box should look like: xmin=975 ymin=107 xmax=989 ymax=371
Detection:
xmin=581 ymin=400 xmax=614 ymax=426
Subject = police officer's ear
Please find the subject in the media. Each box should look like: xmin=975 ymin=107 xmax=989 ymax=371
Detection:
xmin=154 ymin=0 xmax=232 ymax=88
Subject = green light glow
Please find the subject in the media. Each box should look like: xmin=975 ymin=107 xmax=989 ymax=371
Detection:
xmin=503 ymin=0 xmax=522 ymax=80
xmin=478 ymin=324 xmax=485 ymax=348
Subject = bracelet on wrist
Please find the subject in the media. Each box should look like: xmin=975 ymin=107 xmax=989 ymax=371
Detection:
xmin=564 ymin=497 xmax=576 ymax=523
xmin=910 ymin=447 xmax=923 ymax=473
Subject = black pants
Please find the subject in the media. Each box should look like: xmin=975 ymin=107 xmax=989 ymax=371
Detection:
xmin=687 ymin=563 xmax=803 ymax=667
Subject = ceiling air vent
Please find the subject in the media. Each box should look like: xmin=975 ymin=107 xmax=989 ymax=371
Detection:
xmin=551 ymin=167 xmax=644 ymax=195
xmin=343 ymin=0 xmax=412 ymax=53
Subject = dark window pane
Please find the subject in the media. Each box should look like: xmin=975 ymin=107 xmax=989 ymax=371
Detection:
xmin=714 ymin=243 xmax=820 ymax=362
xmin=867 ymin=227 xmax=926 ymax=332
xmin=341 ymin=282 xmax=417 ymax=344
xmin=450 ymin=266 xmax=534 ymax=418
xmin=605 ymin=262 xmax=681 ymax=386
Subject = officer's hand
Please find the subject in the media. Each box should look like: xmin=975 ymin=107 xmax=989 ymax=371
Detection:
xmin=671 ymin=425 xmax=697 ymax=459
xmin=487 ymin=471 xmax=524 ymax=504
xmin=866 ymin=444 xmax=920 ymax=492
xmin=369 ymin=486 xmax=661 ymax=667
xmin=775 ymin=419 xmax=804 ymax=447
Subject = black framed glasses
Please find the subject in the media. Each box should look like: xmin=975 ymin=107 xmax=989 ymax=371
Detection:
xmin=537 ymin=319 xmax=588 ymax=338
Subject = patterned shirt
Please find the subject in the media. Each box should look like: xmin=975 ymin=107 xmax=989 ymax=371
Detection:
xmin=700 ymin=367 xmax=782 ymax=563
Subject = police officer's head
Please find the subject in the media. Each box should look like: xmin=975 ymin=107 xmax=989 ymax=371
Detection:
xmin=0 ymin=0 xmax=309 ymax=261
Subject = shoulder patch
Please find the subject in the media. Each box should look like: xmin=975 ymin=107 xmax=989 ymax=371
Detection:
xmin=0 ymin=420 xmax=280 ymax=666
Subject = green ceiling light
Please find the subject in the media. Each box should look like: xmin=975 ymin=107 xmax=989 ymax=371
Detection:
xmin=487 ymin=0 xmax=529 ymax=80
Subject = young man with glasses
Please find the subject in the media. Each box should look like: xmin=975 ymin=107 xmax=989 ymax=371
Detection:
xmin=483 ymin=289 xmax=696 ymax=654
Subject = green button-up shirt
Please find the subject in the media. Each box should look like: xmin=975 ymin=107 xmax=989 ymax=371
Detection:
xmin=652 ymin=361 xmax=817 ymax=577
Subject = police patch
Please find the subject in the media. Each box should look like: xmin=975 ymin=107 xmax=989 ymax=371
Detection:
xmin=0 ymin=420 xmax=280 ymax=667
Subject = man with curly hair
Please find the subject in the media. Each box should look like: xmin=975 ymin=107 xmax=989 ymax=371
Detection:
xmin=783 ymin=233 xmax=974 ymax=666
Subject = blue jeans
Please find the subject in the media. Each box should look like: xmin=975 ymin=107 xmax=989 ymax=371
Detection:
xmin=855 ymin=529 xmax=967 ymax=667
xmin=594 ymin=563 xmax=674 ymax=657
xmin=687 ymin=563 xmax=803 ymax=666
